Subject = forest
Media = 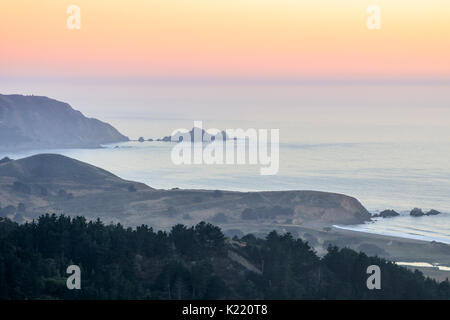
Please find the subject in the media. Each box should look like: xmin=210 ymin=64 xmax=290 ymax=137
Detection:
xmin=0 ymin=214 xmax=449 ymax=300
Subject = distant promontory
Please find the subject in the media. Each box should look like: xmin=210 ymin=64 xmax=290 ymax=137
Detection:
xmin=0 ymin=94 xmax=129 ymax=151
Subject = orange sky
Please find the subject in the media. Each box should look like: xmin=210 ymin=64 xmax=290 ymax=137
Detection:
xmin=1 ymin=0 xmax=450 ymax=80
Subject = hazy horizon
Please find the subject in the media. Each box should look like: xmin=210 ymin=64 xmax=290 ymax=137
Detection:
xmin=2 ymin=81 xmax=450 ymax=144
xmin=2 ymin=0 xmax=449 ymax=143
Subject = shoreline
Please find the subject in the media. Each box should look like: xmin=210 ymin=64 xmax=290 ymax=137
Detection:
xmin=1 ymin=151 xmax=448 ymax=282
xmin=333 ymin=223 xmax=450 ymax=245
xmin=329 ymin=225 xmax=450 ymax=281
xmin=257 ymin=222 xmax=450 ymax=282
xmin=3 ymin=141 xmax=450 ymax=213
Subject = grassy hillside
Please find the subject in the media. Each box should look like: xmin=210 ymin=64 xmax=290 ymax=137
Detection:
xmin=0 ymin=154 xmax=371 ymax=227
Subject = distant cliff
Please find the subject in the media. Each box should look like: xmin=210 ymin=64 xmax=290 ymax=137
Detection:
xmin=0 ymin=94 xmax=128 ymax=151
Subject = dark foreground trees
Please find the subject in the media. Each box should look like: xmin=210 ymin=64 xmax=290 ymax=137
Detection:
xmin=0 ymin=214 xmax=448 ymax=300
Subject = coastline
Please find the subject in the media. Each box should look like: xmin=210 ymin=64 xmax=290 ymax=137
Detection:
xmin=333 ymin=223 xmax=450 ymax=245
xmin=328 ymin=225 xmax=450 ymax=281
xmin=240 ymin=222 xmax=450 ymax=282
xmin=1 ymin=150 xmax=448 ymax=282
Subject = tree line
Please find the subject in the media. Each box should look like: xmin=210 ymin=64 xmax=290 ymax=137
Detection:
xmin=0 ymin=214 xmax=449 ymax=299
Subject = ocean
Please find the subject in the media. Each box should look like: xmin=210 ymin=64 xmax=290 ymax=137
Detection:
xmin=3 ymin=138 xmax=450 ymax=244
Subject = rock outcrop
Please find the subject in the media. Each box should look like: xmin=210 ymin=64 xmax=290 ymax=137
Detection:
xmin=373 ymin=209 xmax=400 ymax=218
xmin=425 ymin=209 xmax=441 ymax=216
xmin=157 ymin=127 xmax=229 ymax=142
xmin=410 ymin=208 xmax=425 ymax=217
xmin=410 ymin=208 xmax=442 ymax=217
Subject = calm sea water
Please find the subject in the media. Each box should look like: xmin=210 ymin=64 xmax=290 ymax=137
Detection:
xmin=3 ymin=138 xmax=450 ymax=244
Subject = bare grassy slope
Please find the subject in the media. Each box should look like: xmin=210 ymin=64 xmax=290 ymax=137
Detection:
xmin=0 ymin=154 xmax=370 ymax=227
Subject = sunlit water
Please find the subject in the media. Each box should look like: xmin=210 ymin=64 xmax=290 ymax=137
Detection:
xmin=3 ymin=139 xmax=450 ymax=244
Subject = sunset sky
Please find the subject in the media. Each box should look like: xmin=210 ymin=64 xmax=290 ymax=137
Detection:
xmin=1 ymin=0 xmax=450 ymax=81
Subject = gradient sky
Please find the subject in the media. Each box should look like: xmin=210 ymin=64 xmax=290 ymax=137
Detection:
xmin=1 ymin=0 xmax=450 ymax=81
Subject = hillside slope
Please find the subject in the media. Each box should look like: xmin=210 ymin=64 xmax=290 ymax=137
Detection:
xmin=0 ymin=154 xmax=370 ymax=227
xmin=0 ymin=94 xmax=128 ymax=151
